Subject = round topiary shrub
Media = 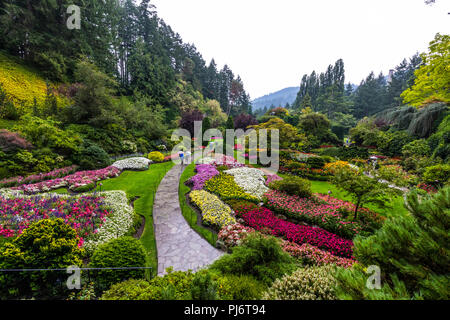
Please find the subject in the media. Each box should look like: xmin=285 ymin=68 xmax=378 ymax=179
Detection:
xmin=262 ymin=266 xmax=337 ymax=300
xmin=148 ymin=151 xmax=164 ymax=163
xmin=269 ymin=176 xmax=312 ymax=198
xmin=89 ymin=236 xmax=147 ymax=293
xmin=0 ymin=218 xmax=83 ymax=299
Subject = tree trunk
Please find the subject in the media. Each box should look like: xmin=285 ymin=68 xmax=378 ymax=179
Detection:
xmin=353 ymin=200 xmax=360 ymax=221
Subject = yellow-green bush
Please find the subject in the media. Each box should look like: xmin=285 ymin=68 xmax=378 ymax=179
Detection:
xmin=148 ymin=151 xmax=164 ymax=163
xmin=0 ymin=52 xmax=70 ymax=112
xmin=204 ymin=173 xmax=259 ymax=203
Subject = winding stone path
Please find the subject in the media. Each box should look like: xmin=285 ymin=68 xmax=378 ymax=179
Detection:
xmin=153 ymin=163 xmax=224 ymax=275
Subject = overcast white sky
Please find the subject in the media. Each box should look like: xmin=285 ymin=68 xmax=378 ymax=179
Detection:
xmin=150 ymin=0 xmax=449 ymax=99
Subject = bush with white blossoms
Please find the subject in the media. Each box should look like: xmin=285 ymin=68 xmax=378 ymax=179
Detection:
xmin=111 ymin=157 xmax=152 ymax=171
xmin=224 ymin=167 xmax=269 ymax=200
xmin=83 ymin=190 xmax=136 ymax=254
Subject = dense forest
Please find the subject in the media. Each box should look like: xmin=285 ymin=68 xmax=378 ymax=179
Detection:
xmin=0 ymin=0 xmax=252 ymax=178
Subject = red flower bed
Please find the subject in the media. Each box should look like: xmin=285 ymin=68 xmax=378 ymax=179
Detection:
xmin=239 ymin=206 xmax=354 ymax=258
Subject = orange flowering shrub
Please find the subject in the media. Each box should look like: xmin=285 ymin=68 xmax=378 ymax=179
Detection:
xmin=324 ymin=161 xmax=350 ymax=174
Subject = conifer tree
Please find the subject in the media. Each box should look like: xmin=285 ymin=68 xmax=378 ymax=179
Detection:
xmin=335 ymin=187 xmax=450 ymax=300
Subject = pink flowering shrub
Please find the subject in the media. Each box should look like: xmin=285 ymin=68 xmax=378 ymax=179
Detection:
xmin=211 ymin=155 xmax=245 ymax=168
xmin=280 ymin=241 xmax=355 ymax=268
xmin=265 ymin=174 xmax=283 ymax=186
xmin=218 ymin=222 xmax=355 ymax=268
xmin=239 ymin=206 xmax=354 ymax=258
xmin=13 ymin=166 xmax=120 ymax=194
xmin=263 ymin=190 xmax=363 ymax=239
xmin=218 ymin=223 xmax=255 ymax=247
xmin=0 ymin=195 xmax=110 ymax=245
xmin=187 ymin=164 xmax=219 ymax=190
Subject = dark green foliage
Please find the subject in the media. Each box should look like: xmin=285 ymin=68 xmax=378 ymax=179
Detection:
xmin=89 ymin=236 xmax=147 ymax=293
xmin=335 ymin=187 xmax=450 ymax=300
xmin=74 ymin=140 xmax=111 ymax=170
xmin=319 ymin=146 xmax=369 ymax=161
xmin=306 ymin=156 xmax=326 ymax=169
xmin=375 ymin=103 xmax=448 ymax=138
xmin=0 ymin=219 xmax=83 ymax=300
xmin=269 ymin=176 xmax=312 ymax=198
xmin=210 ymin=233 xmax=298 ymax=286
xmin=0 ymin=83 xmax=19 ymax=120
xmin=428 ymin=113 xmax=450 ymax=161
xmin=189 ymin=272 xmax=219 ymax=300
xmin=379 ymin=130 xmax=414 ymax=157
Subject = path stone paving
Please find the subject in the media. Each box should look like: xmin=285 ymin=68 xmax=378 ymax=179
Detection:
xmin=153 ymin=163 xmax=225 ymax=275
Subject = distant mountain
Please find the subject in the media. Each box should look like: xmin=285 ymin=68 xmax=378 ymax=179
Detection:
xmin=251 ymin=87 xmax=299 ymax=111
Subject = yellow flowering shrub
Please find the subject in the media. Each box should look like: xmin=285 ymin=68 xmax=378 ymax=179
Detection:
xmin=324 ymin=161 xmax=350 ymax=174
xmin=204 ymin=173 xmax=259 ymax=203
xmin=0 ymin=52 xmax=70 ymax=112
xmin=189 ymin=190 xmax=236 ymax=229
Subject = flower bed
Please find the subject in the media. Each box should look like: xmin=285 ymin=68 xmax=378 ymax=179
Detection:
xmin=218 ymin=223 xmax=354 ymax=268
xmin=187 ymin=164 xmax=219 ymax=190
xmin=0 ymin=190 xmax=136 ymax=253
xmin=0 ymin=193 xmax=110 ymax=241
xmin=189 ymin=190 xmax=236 ymax=229
xmin=83 ymin=191 xmax=136 ymax=253
xmin=224 ymin=167 xmax=268 ymax=200
xmin=204 ymin=173 xmax=259 ymax=203
xmin=111 ymin=157 xmax=151 ymax=171
xmin=13 ymin=166 xmax=121 ymax=194
xmin=0 ymin=165 xmax=79 ymax=188
xmin=263 ymin=190 xmax=363 ymax=238
xmin=239 ymin=206 xmax=354 ymax=258
xmin=280 ymin=241 xmax=355 ymax=268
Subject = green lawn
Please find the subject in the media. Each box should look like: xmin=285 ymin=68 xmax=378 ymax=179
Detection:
xmin=179 ymin=162 xmax=218 ymax=246
xmin=89 ymin=161 xmax=175 ymax=275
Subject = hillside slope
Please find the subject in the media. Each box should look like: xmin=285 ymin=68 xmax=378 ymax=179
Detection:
xmin=0 ymin=51 xmax=68 ymax=112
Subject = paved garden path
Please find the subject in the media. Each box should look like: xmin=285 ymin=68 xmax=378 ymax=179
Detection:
xmin=153 ymin=163 xmax=224 ymax=276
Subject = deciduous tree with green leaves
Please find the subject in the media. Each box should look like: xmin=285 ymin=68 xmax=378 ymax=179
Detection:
xmin=401 ymin=33 xmax=450 ymax=107
xmin=331 ymin=166 xmax=396 ymax=220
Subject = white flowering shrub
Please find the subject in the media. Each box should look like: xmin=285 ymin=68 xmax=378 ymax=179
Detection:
xmin=224 ymin=167 xmax=269 ymax=200
xmin=262 ymin=266 xmax=337 ymax=300
xmin=111 ymin=157 xmax=151 ymax=171
xmin=83 ymin=190 xmax=136 ymax=254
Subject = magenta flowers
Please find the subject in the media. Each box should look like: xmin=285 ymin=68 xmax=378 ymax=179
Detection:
xmin=0 ymin=165 xmax=79 ymax=188
xmin=13 ymin=166 xmax=121 ymax=194
xmin=240 ymin=206 xmax=354 ymax=258
xmin=0 ymin=195 xmax=110 ymax=245
xmin=188 ymin=164 xmax=220 ymax=190
xmin=264 ymin=190 xmax=364 ymax=238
